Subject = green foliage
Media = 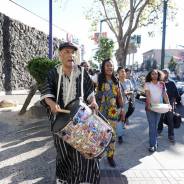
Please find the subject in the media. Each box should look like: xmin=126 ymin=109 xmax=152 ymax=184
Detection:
xmin=168 ymin=56 xmax=177 ymax=71
xmin=93 ymin=37 xmax=114 ymax=63
xmin=27 ymin=57 xmax=59 ymax=85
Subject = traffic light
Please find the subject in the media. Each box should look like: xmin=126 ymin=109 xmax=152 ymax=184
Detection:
xmin=137 ymin=35 xmax=141 ymax=44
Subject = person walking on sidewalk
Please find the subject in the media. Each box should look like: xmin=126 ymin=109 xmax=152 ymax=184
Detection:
xmin=40 ymin=42 xmax=100 ymax=184
xmin=118 ymin=67 xmax=135 ymax=127
xmin=94 ymin=58 xmax=125 ymax=167
xmin=144 ymin=69 xmax=170 ymax=152
xmin=157 ymin=68 xmax=180 ymax=142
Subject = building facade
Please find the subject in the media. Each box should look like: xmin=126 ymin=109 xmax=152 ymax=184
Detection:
xmin=143 ymin=49 xmax=184 ymax=69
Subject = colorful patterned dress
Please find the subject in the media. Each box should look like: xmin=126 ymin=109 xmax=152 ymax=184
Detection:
xmin=96 ymin=80 xmax=121 ymax=157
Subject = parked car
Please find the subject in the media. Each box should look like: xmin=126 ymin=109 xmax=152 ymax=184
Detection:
xmin=170 ymin=74 xmax=184 ymax=95
xmin=176 ymin=81 xmax=184 ymax=96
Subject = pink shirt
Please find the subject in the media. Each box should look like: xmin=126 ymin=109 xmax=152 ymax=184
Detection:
xmin=144 ymin=82 xmax=165 ymax=104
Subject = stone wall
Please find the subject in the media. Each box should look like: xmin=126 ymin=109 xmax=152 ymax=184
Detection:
xmin=0 ymin=12 xmax=61 ymax=92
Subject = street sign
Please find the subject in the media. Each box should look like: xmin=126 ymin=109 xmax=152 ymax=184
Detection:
xmin=92 ymin=32 xmax=107 ymax=44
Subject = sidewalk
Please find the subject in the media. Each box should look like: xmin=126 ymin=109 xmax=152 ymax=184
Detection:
xmin=0 ymin=94 xmax=184 ymax=184
xmin=100 ymin=100 xmax=184 ymax=184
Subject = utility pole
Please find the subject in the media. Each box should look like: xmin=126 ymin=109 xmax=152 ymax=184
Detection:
xmin=100 ymin=19 xmax=103 ymax=36
xmin=161 ymin=0 xmax=168 ymax=69
xmin=49 ymin=0 xmax=53 ymax=59
xmin=100 ymin=17 xmax=116 ymax=36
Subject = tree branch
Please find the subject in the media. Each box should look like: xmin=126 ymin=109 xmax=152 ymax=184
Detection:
xmin=100 ymin=0 xmax=118 ymax=39
xmin=131 ymin=0 xmax=149 ymax=33
xmin=112 ymin=0 xmax=123 ymax=40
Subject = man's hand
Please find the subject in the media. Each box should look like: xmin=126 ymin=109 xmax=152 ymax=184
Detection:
xmin=88 ymin=101 xmax=99 ymax=112
xmin=45 ymin=98 xmax=62 ymax=113
xmin=49 ymin=102 xmax=63 ymax=113
xmin=125 ymin=91 xmax=133 ymax=95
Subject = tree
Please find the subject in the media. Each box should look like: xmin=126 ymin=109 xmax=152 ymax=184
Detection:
xmin=93 ymin=36 xmax=114 ymax=63
xmin=88 ymin=60 xmax=99 ymax=69
xmin=86 ymin=0 xmax=175 ymax=67
xmin=168 ymin=56 xmax=177 ymax=72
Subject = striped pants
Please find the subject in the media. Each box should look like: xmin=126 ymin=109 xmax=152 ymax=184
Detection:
xmin=53 ymin=134 xmax=100 ymax=184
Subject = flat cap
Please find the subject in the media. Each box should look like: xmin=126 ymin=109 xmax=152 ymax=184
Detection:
xmin=162 ymin=68 xmax=170 ymax=74
xmin=59 ymin=42 xmax=78 ymax=51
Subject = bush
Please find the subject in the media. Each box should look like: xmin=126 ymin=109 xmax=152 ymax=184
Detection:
xmin=27 ymin=57 xmax=59 ymax=85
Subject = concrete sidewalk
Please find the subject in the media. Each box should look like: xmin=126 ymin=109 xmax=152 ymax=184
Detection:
xmin=100 ymin=100 xmax=184 ymax=184
xmin=0 ymin=94 xmax=184 ymax=184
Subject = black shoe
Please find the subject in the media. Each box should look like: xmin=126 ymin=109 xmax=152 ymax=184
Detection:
xmin=148 ymin=146 xmax=156 ymax=153
xmin=118 ymin=136 xmax=123 ymax=144
xmin=107 ymin=157 xmax=116 ymax=167
xmin=168 ymin=136 xmax=175 ymax=143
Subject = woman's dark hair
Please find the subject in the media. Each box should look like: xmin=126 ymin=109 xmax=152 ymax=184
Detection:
xmin=125 ymin=68 xmax=131 ymax=73
xmin=145 ymin=69 xmax=163 ymax=82
xmin=98 ymin=58 xmax=118 ymax=90
xmin=117 ymin=66 xmax=125 ymax=73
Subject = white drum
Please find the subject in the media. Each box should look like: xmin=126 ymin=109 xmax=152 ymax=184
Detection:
xmin=54 ymin=100 xmax=113 ymax=159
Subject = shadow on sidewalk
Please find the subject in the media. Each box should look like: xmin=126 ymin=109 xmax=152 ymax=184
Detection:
xmin=0 ymin=119 xmax=56 ymax=184
xmin=0 ymin=101 xmax=183 ymax=183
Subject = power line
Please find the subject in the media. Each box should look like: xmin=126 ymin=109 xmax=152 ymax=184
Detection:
xmin=8 ymin=0 xmax=68 ymax=33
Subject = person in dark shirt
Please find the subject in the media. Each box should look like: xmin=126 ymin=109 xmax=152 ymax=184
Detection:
xmin=157 ymin=68 xmax=180 ymax=142
xmin=40 ymin=42 xmax=100 ymax=184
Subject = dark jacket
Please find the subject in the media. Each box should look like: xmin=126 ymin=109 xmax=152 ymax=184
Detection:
xmin=165 ymin=80 xmax=180 ymax=105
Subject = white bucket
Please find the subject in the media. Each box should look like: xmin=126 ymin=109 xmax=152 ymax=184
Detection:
xmin=181 ymin=94 xmax=184 ymax=106
xmin=150 ymin=103 xmax=171 ymax=113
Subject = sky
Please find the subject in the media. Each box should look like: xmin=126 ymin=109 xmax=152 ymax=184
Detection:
xmin=1 ymin=0 xmax=184 ymax=64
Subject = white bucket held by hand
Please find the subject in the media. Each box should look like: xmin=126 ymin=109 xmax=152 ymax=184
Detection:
xmin=150 ymin=103 xmax=171 ymax=113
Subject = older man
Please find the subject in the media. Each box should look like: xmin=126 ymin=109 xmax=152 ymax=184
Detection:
xmin=40 ymin=42 xmax=100 ymax=184
xmin=157 ymin=68 xmax=180 ymax=142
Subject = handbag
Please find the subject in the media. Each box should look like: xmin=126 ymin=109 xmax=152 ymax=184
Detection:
xmin=52 ymin=66 xmax=113 ymax=159
xmin=173 ymin=112 xmax=182 ymax=129
xmin=163 ymin=111 xmax=182 ymax=129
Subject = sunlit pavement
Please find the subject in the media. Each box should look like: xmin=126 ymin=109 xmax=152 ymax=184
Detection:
xmin=100 ymin=100 xmax=184 ymax=184
xmin=0 ymin=94 xmax=184 ymax=184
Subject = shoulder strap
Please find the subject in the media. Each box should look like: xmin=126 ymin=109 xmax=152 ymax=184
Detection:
xmin=80 ymin=67 xmax=84 ymax=101
xmin=118 ymin=81 xmax=125 ymax=104
xmin=56 ymin=66 xmax=62 ymax=104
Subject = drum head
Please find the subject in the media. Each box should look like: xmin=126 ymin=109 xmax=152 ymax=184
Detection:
xmin=53 ymin=99 xmax=80 ymax=132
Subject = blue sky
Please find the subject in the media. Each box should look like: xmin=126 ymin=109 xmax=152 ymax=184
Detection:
xmin=1 ymin=0 xmax=184 ymax=63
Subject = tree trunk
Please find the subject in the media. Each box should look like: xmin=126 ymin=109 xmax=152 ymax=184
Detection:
xmin=115 ymin=48 xmax=127 ymax=67
xmin=18 ymin=83 xmax=38 ymax=115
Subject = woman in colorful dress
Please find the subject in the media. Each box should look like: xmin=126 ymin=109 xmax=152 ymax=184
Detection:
xmin=93 ymin=58 xmax=125 ymax=167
